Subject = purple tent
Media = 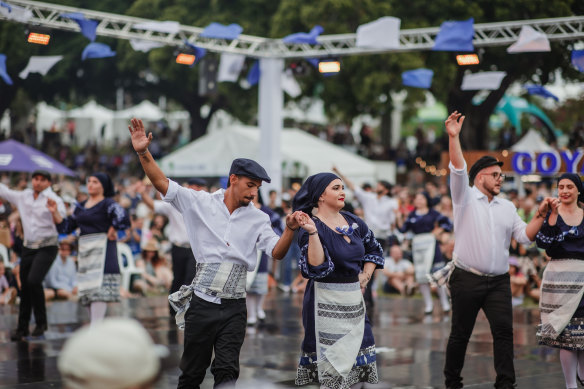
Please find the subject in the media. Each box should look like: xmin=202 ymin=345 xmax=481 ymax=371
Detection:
xmin=0 ymin=139 xmax=76 ymax=176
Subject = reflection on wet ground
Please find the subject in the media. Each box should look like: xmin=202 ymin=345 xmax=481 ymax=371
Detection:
xmin=0 ymin=292 xmax=565 ymax=388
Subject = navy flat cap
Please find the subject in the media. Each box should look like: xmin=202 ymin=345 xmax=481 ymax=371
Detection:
xmin=187 ymin=177 xmax=207 ymax=187
xmin=32 ymin=170 xmax=52 ymax=181
xmin=468 ymin=156 xmax=503 ymax=185
xmin=229 ymin=158 xmax=271 ymax=183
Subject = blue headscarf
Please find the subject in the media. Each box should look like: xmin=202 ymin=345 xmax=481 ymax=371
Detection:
xmin=91 ymin=172 xmax=115 ymax=197
xmin=292 ymin=173 xmax=340 ymax=215
xmin=558 ymin=173 xmax=584 ymax=203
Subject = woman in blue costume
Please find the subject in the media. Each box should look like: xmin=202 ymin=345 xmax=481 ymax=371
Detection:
xmin=536 ymin=173 xmax=584 ymax=389
xmin=292 ymin=172 xmax=384 ymax=389
xmin=47 ymin=173 xmax=129 ymax=324
xmin=397 ymin=191 xmax=452 ymax=315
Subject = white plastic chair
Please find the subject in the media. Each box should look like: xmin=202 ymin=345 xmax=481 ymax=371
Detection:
xmin=117 ymin=242 xmax=143 ymax=292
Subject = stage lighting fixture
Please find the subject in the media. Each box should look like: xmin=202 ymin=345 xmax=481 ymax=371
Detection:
xmin=176 ymin=53 xmax=196 ymax=65
xmin=456 ymin=54 xmax=480 ymax=66
xmin=318 ymin=59 xmax=341 ymax=74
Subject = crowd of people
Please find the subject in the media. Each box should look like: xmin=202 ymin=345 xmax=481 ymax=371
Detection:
xmin=0 ymin=112 xmax=582 ymax=389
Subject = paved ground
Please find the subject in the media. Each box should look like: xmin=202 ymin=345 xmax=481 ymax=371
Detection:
xmin=0 ymin=292 xmax=566 ymax=388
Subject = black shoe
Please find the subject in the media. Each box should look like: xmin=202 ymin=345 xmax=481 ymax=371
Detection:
xmin=10 ymin=329 xmax=28 ymax=341
xmin=31 ymin=324 xmax=47 ymax=337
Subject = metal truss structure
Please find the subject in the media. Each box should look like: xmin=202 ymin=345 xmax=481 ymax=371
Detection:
xmin=2 ymin=0 xmax=584 ymax=59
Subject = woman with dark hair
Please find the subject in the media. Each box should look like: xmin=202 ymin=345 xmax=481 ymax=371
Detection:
xmin=292 ymin=172 xmax=384 ymax=389
xmin=536 ymin=173 xmax=584 ymax=389
xmin=47 ymin=173 xmax=129 ymax=324
xmin=397 ymin=191 xmax=452 ymax=315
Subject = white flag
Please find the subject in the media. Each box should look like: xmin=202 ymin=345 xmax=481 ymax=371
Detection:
xmin=0 ymin=3 xmax=33 ymax=23
xmin=461 ymin=71 xmax=507 ymax=91
xmin=281 ymin=69 xmax=301 ymax=97
xmin=507 ymin=26 xmax=551 ymax=53
xmin=356 ymin=17 xmax=401 ymax=49
xmin=217 ymin=53 xmax=245 ymax=82
xmin=129 ymin=39 xmax=165 ymax=52
xmin=19 ymin=56 xmax=63 ymax=79
xmin=133 ymin=21 xmax=180 ymax=34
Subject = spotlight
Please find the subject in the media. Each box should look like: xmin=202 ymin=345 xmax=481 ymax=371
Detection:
xmin=25 ymin=26 xmax=51 ymax=45
xmin=176 ymin=53 xmax=196 ymax=66
xmin=456 ymin=54 xmax=480 ymax=66
xmin=318 ymin=59 xmax=341 ymax=74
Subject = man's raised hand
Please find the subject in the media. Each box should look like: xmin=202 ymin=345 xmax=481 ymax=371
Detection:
xmin=128 ymin=118 xmax=153 ymax=154
xmin=445 ymin=111 xmax=465 ymax=138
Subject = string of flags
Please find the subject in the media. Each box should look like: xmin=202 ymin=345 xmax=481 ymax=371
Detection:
xmin=0 ymin=11 xmax=581 ymax=104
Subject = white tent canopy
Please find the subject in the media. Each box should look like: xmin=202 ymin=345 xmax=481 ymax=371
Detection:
xmin=158 ymin=124 xmax=378 ymax=185
xmin=510 ymin=129 xmax=554 ymax=152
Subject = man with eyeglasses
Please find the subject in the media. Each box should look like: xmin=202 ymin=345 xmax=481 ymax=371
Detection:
xmin=443 ymin=111 xmax=549 ymax=389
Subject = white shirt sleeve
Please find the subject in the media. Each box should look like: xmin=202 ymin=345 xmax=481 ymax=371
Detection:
xmin=46 ymin=189 xmax=67 ymax=218
xmin=353 ymin=186 xmax=373 ymax=207
xmin=153 ymin=199 xmax=172 ymax=215
xmin=0 ymin=183 xmax=21 ymax=204
xmin=449 ymin=161 xmax=471 ymax=206
xmin=161 ymin=179 xmax=203 ymax=213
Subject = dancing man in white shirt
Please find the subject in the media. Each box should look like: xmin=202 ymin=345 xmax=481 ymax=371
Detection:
xmin=1 ymin=170 xmax=67 ymax=341
xmin=129 ymin=118 xmax=304 ymax=389
xmin=444 ymin=112 xmax=550 ymax=389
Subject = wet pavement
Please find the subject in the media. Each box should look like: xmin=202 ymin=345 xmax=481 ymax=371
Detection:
xmin=0 ymin=292 xmax=566 ymax=388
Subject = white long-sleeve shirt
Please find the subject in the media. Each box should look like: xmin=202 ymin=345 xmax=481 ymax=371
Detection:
xmin=0 ymin=184 xmax=66 ymax=247
xmin=353 ymin=186 xmax=398 ymax=237
xmin=449 ymin=161 xmax=531 ymax=275
xmin=162 ymin=180 xmax=279 ymax=271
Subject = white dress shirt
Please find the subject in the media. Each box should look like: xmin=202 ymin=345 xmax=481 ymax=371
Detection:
xmin=162 ymin=179 xmax=280 ymax=271
xmin=0 ymin=184 xmax=66 ymax=247
xmin=353 ymin=186 xmax=398 ymax=237
xmin=449 ymin=162 xmax=531 ymax=275
xmin=153 ymin=200 xmax=190 ymax=246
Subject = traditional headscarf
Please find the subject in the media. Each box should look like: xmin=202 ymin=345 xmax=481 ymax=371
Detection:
xmin=557 ymin=173 xmax=584 ymax=203
xmin=91 ymin=172 xmax=115 ymax=197
xmin=292 ymin=173 xmax=340 ymax=215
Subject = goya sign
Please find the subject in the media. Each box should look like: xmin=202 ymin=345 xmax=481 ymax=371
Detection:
xmin=512 ymin=150 xmax=584 ymax=175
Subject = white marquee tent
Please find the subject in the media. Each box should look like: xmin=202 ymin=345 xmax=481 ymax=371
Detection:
xmin=510 ymin=129 xmax=554 ymax=153
xmin=158 ymin=124 xmax=379 ymax=185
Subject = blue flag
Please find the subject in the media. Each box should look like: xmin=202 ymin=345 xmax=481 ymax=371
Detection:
xmin=61 ymin=12 xmax=98 ymax=42
xmin=0 ymin=54 xmax=13 ymax=85
xmin=200 ymin=23 xmax=243 ymax=40
xmin=247 ymin=61 xmax=260 ymax=86
xmin=433 ymin=18 xmax=474 ymax=52
xmin=0 ymin=2 xmax=11 ymax=12
xmin=81 ymin=43 xmax=116 ymax=60
xmin=183 ymin=41 xmax=207 ymax=66
xmin=525 ymin=85 xmax=559 ymax=101
xmin=402 ymin=68 xmax=434 ymax=89
xmin=572 ymin=50 xmax=584 ymax=73
xmin=283 ymin=25 xmax=324 ymax=45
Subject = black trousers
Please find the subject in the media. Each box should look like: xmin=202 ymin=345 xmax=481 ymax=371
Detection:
xmin=444 ymin=267 xmax=515 ymax=389
xmin=17 ymin=246 xmax=58 ymax=332
xmin=178 ymin=295 xmax=247 ymax=389
xmin=169 ymin=245 xmax=197 ymax=315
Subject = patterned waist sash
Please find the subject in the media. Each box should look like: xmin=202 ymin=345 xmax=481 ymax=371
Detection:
xmin=539 ymin=258 xmax=584 ymax=340
xmin=24 ymin=235 xmax=59 ymax=249
xmin=168 ymin=262 xmax=247 ymax=329
xmin=314 ymin=281 xmax=365 ymax=385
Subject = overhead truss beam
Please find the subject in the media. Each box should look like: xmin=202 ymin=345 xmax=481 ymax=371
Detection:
xmin=2 ymin=0 xmax=584 ymax=59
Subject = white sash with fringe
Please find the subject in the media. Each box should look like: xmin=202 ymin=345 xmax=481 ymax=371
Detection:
xmin=314 ymin=281 xmax=365 ymax=383
xmin=77 ymin=233 xmax=108 ymax=294
xmin=539 ymin=259 xmax=584 ymax=339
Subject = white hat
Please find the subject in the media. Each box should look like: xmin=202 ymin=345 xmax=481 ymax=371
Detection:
xmin=58 ymin=318 xmax=163 ymax=389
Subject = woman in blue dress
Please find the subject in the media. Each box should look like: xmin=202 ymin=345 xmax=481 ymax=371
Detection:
xmin=536 ymin=173 xmax=584 ymax=389
xmin=397 ymin=191 xmax=452 ymax=315
xmin=47 ymin=173 xmax=129 ymax=323
xmin=292 ymin=172 xmax=384 ymax=389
